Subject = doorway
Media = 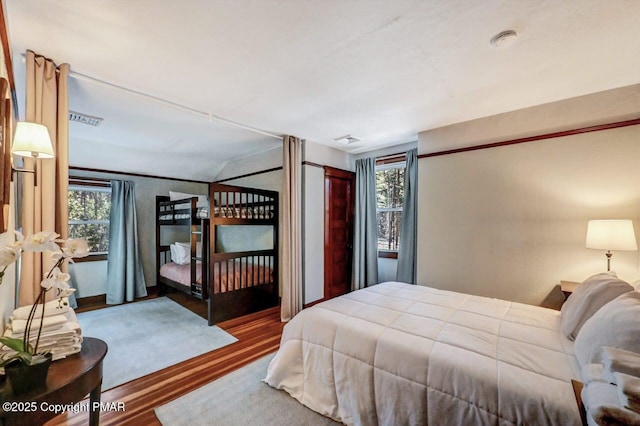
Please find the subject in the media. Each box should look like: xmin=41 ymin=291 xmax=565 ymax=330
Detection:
xmin=324 ymin=166 xmax=355 ymax=300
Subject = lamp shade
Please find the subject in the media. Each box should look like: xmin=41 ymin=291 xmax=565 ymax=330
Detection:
xmin=11 ymin=122 xmax=54 ymax=159
xmin=585 ymin=220 xmax=638 ymax=251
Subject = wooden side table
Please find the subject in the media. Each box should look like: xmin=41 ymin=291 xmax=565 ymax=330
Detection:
xmin=561 ymin=280 xmax=580 ymax=302
xmin=571 ymin=379 xmax=588 ymax=426
xmin=0 ymin=337 xmax=107 ymax=426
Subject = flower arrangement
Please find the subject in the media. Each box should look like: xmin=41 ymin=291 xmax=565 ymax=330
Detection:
xmin=0 ymin=231 xmax=89 ymax=367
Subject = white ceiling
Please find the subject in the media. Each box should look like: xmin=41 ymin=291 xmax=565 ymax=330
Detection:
xmin=5 ymin=0 xmax=640 ymax=181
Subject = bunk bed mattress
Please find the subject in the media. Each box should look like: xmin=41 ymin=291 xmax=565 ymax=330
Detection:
xmin=159 ymin=262 xmax=203 ymax=286
xmin=158 ymin=207 xmax=275 ymax=220
xmin=159 ymin=260 xmax=273 ymax=292
xmin=265 ymin=281 xmax=582 ymax=426
xmin=158 ymin=207 xmax=209 ymax=220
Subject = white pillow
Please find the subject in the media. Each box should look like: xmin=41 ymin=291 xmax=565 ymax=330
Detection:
xmin=178 ymin=241 xmax=203 ymax=257
xmin=632 ymin=279 xmax=640 ymax=291
xmin=170 ymin=243 xmax=190 ymax=265
xmin=574 ymin=291 xmax=640 ymax=367
xmin=169 ymin=191 xmax=208 ymax=209
xmin=560 ymin=272 xmax=633 ymax=340
xmin=170 ymin=242 xmax=202 ymax=264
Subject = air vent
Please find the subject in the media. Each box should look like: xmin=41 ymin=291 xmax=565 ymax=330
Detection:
xmin=334 ymin=134 xmax=361 ymax=144
xmin=69 ymin=111 xmax=103 ymax=126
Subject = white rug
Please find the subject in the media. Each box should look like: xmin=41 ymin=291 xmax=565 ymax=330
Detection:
xmin=77 ymin=297 xmax=237 ymax=390
xmin=155 ymin=354 xmax=340 ymax=425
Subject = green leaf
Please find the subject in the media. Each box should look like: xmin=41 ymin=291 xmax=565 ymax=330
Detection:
xmin=17 ymin=352 xmax=33 ymax=365
xmin=0 ymin=336 xmax=27 ymax=353
xmin=0 ymin=351 xmax=46 ymax=367
xmin=0 ymin=353 xmax=20 ymax=367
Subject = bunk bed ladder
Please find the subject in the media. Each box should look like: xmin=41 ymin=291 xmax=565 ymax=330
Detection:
xmin=189 ymin=197 xmax=209 ymax=300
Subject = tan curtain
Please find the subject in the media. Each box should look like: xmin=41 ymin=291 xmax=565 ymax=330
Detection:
xmin=0 ymin=78 xmax=11 ymax=233
xmin=281 ymin=135 xmax=303 ymax=321
xmin=19 ymin=51 xmax=70 ymax=306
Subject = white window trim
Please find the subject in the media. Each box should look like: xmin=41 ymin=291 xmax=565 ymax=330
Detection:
xmin=375 ymin=161 xmax=406 ymax=172
xmin=69 ymin=184 xmax=111 ymax=193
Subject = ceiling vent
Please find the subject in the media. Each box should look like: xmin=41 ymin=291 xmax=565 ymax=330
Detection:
xmin=334 ymin=134 xmax=361 ymax=144
xmin=490 ymin=30 xmax=518 ymax=48
xmin=69 ymin=111 xmax=103 ymax=127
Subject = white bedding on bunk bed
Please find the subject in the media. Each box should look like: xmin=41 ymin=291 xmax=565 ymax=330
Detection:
xmin=265 ymin=281 xmax=582 ymax=425
xmin=158 ymin=207 xmax=209 ymax=221
xmin=158 ymin=206 xmax=275 ymax=221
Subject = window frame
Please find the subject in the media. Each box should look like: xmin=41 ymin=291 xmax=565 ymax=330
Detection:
xmin=68 ymin=178 xmax=112 ymax=263
xmin=375 ymin=160 xmax=406 ymax=259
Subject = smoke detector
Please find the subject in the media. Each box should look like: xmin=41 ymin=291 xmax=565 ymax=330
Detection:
xmin=334 ymin=134 xmax=361 ymax=144
xmin=490 ymin=30 xmax=518 ymax=48
xmin=69 ymin=111 xmax=103 ymax=126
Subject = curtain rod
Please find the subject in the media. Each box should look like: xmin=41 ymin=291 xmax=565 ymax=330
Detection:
xmin=21 ymin=53 xmax=283 ymax=141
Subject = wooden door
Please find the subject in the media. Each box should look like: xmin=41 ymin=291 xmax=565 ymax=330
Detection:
xmin=324 ymin=167 xmax=355 ymax=300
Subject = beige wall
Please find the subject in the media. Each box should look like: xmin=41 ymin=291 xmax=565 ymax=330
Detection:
xmin=305 ymin=141 xmax=354 ymax=172
xmin=417 ymin=84 xmax=640 ymax=309
xmin=214 ymin=147 xmax=282 ymax=182
xmin=303 ymin=163 xmax=324 ymax=303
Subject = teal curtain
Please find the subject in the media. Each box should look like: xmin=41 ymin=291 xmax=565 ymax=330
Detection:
xmin=353 ymin=157 xmax=378 ymax=289
xmin=106 ymin=180 xmax=147 ymax=304
xmin=397 ymin=149 xmax=418 ymax=283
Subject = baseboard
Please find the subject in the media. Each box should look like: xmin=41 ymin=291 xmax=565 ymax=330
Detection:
xmin=75 ymin=286 xmax=160 ymax=313
xmin=303 ymin=297 xmax=327 ymax=309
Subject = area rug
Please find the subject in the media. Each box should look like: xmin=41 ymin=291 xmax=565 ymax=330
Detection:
xmin=154 ymin=353 xmax=340 ymax=425
xmin=77 ymin=297 xmax=237 ymax=390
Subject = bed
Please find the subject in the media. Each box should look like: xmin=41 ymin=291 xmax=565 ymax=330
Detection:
xmin=158 ymin=259 xmax=273 ymax=293
xmin=265 ymin=281 xmax=583 ymax=425
xmin=156 ymin=183 xmax=279 ymax=325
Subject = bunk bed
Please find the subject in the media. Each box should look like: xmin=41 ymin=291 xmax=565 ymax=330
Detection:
xmin=156 ymin=183 xmax=279 ymax=325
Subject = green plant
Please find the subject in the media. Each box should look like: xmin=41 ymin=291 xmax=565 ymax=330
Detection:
xmin=0 ymin=231 xmax=88 ymax=366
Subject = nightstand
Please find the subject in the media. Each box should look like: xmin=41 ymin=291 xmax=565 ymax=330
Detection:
xmin=561 ymin=280 xmax=580 ymax=302
xmin=0 ymin=337 xmax=107 ymax=426
xmin=571 ymin=379 xmax=588 ymax=426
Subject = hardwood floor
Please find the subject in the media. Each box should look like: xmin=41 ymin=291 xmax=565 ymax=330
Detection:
xmin=46 ymin=303 xmax=284 ymax=425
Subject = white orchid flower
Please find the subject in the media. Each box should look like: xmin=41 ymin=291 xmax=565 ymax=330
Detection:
xmin=22 ymin=231 xmax=61 ymax=253
xmin=0 ymin=246 xmax=19 ymax=286
xmin=62 ymin=238 xmax=90 ymax=259
xmin=56 ymin=286 xmax=76 ymax=298
xmin=11 ymin=230 xmax=24 ymax=249
xmin=40 ymin=267 xmax=71 ymax=291
xmin=0 ymin=246 xmax=19 ymax=268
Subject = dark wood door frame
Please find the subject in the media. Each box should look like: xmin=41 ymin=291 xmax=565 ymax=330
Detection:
xmin=323 ymin=166 xmax=355 ymax=300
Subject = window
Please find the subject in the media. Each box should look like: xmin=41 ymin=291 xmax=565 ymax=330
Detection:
xmin=376 ymin=161 xmax=405 ymax=255
xmin=68 ymin=181 xmax=111 ymax=257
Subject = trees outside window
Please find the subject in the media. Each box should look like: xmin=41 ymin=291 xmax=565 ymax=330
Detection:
xmin=68 ymin=186 xmax=111 ymax=254
xmin=376 ymin=163 xmax=404 ymax=253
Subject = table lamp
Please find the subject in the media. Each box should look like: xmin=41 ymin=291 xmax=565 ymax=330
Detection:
xmin=585 ymin=220 xmax=637 ymax=271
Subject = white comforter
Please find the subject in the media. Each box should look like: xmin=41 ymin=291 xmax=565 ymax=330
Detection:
xmin=265 ymin=282 xmax=582 ymax=425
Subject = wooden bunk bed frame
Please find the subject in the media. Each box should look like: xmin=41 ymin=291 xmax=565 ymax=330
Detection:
xmin=156 ymin=183 xmax=279 ymax=325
